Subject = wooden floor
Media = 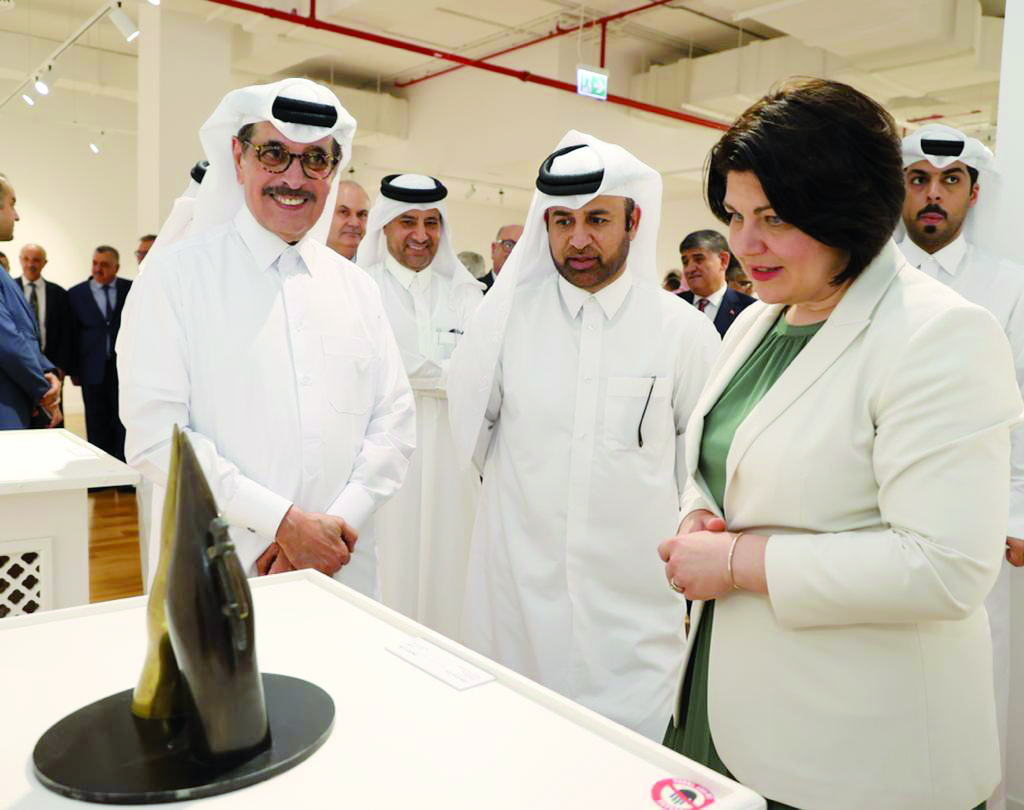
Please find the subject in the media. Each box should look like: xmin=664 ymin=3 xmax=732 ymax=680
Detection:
xmin=88 ymin=488 xmax=144 ymax=603
xmin=64 ymin=412 xmax=146 ymax=603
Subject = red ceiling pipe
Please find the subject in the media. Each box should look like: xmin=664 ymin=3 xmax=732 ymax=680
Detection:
xmin=205 ymin=0 xmax=729 ymax=131
xmin=907 ymin=110 xmax=982 ymax=123
xmin=396 ymin=0 xmax=676 ymax=88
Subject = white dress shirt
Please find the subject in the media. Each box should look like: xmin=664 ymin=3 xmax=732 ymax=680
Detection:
xmin=360 ymin=253 xmax=483 ymax=636
xmin=693 ymin=281 xmax=726 ymax=322
xmin=899 ymin=232 xmax=1024 ymax=808
xmin=457 ymin=267 xmax=720 ymax=740
xmin=20 ymin=277 xmax=46 ymax=350
xmin=117 ymin=204 xmax=416 ymax=595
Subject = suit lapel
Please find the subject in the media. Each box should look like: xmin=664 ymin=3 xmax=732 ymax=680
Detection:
xmin=9 ymin=276 xmax=37 ymax=325
xmin=80 ymin=283 xmax=106 ymax=322
xmin=713 ymin=289 xmax=735 ymax=333
xmin=722 ymin=242 xmax=904 ymax=502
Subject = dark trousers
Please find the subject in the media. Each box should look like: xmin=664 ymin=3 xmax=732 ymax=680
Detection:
xmin=81 ymin=355 xmax=125 ymax=461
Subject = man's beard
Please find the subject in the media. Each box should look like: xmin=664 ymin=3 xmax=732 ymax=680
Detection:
xmin=552 ymin=231 xmax=631 ymax=290
xmin=905 ymin=203 xmax=967 ymax=251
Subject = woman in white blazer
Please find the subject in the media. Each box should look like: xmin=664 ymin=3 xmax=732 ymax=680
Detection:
xmin=658 ymin=79 xmax=1022 ymax=810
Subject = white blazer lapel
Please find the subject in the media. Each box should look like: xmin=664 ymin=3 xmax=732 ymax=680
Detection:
xmin=722 ymin=241 xmax=904 ymax=502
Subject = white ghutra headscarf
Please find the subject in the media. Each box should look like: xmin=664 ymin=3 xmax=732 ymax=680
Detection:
xmin=188 ymin=78 xmax=358 ymax=245
xmin=448 ymin=130 xmax=662 ymax=469
xmin=900 ymin=123 xmax=999 ymax=244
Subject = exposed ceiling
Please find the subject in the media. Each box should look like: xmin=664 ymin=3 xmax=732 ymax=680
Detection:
xmin=0 ymin=0 xmax=1009 ymax=205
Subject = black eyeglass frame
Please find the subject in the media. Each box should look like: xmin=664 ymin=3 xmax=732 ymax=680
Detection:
xmin=240 ymin=139 xmax=339 ymax=180
xmin=495 ymin=239 xmax=518 ymax=252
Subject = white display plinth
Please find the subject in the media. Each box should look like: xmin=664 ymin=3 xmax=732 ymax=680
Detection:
xmin=0 ymin=429 xmax=138 ymax=616
xmin=1 ymin=573 xmax=765 ymax=809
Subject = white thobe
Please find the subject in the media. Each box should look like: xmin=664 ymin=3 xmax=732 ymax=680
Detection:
xmin=458 ymin=268 xmax=720 ymax=740
xmin=361 ymin=254 xmax=482 ymax=636
xmin=118 ymin=205 xmax=416 ymax=596
xmin=899 ymin=233 xmax=1024 ymax=808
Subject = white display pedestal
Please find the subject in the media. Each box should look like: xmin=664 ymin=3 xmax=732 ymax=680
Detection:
xmin=0 ymin=572 xmax=764 ymax=809
xmin=0 ymin=429 xmax=138 ymax=617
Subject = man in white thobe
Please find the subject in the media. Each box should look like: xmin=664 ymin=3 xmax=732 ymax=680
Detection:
xmin=355 ymin=174 xmax=483 ymax=636
xmin=899 ymin=123 xmax=1024 ymax=810
xmin=118 ymin=79 xmax=416 ymax=596
xmin=448 ymin=132 xmax=720 ymax=740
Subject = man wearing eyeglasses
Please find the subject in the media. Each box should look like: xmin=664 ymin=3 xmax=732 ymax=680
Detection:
xmin=135 ymin=235 xmax=157 ymax=266
xmin=485 ymin=224 xmax=522 ymax=290
xmin=118 ymin=80 xmax=415 ymax=596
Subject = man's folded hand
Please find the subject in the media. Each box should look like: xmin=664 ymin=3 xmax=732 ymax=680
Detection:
xmin=272 ymin=505 xmax=359 ymax=577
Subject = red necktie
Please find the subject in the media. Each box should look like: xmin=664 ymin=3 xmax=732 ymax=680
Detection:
xmin=697 ymin=298 xmax=709 ymax=312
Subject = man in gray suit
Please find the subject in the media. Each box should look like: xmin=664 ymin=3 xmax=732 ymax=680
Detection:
xmin=0 ymin=174 xmax=61 ymax=429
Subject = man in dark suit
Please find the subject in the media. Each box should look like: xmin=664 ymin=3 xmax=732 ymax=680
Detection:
xmin=17 ymin=244 xmax=74 ymax=398
xmin=68 ymin=245 xmax=132 ymax=459
xmin=17 ymin=244 xmax=73 ymax=427
xmin=679 ymin=229 xmax=755 ymax=336
xmin=0 ymin=174 xmax=61 ymax=429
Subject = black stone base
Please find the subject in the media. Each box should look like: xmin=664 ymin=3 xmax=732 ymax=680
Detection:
xmin=33 ymin=673 xmax=334 ymax=804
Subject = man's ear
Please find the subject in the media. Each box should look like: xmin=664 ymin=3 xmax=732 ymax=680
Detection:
xmin=968 ymin=182 xmax=980 ymax=210
xmin=627 ymin=204 xmax=641 ymax=240
xmin=719 ymin=250 xmax=732 ymax=270
xmin=231 ymin=137 xmax=245 ymax=184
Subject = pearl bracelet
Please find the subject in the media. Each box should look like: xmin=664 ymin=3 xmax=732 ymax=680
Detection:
xmin=727 ymin=532 xmax=746 ymax=590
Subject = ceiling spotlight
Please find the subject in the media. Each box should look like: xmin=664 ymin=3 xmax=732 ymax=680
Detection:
xmin=21 ymin=93 xmax=34 ymax=106
xmin=34 ymin=77 xmax=49 ymax=95
xmin=109 ymin=7 xmax=139 ymax=42
xmin=89 ymin=142 xmax=100 ymax=155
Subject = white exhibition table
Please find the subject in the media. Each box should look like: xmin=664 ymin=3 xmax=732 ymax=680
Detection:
xmin=1 ymin=572 xmax=765 ymax=809
xmin=0 ymin=429 xmax=138 ymax=616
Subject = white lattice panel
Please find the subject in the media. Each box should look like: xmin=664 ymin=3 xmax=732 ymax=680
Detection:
xmin=0 ymin=537 xmax=53 ymax=618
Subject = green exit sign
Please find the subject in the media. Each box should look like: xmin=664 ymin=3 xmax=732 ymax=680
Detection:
xmin=576 ymin=65 xmax=609 ymax=101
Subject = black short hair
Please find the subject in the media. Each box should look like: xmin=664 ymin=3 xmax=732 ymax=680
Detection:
xmin=679 ymin=229 xmax=729 ymax=257
xmin=967 ymin=166 xmax=979 ymax=187
xmin=663 ymin=271 xmax=681 ymax=291
xmin=706 ymin=77 xmax=904 ymax=287
xmin=95 ymin=245 xmax=119 ymax=263
xmin=725 ymin=256 xmax=746 ymax=282
xmin=140 ymin=234 xmax=157 ymax=242
xmin=237 ymin=123 xmax=341 ymax=162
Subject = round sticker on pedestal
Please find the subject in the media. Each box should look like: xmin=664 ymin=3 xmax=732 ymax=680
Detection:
xmin=650 ymin=778 xmax=716 ymax=808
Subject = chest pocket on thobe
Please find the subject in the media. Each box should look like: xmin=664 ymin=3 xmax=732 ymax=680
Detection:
xmin=604 ymin=375 xmax=672 ymax=451
xmin=435 ymin=328 xmax=460 ymax=361
xmin=322 ymin=335 xmax=375 ymax=415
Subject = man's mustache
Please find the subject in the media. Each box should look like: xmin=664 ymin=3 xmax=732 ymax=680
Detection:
xmin=916 ymin=204 xmax=947 ymax=220
xmin=263 ymin=185 xmax=316 ymax=202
